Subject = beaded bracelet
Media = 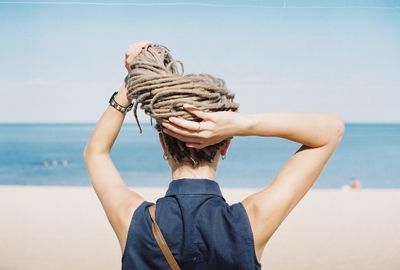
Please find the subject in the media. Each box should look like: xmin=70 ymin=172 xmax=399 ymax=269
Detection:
xmin=108 ymin=91 xmax=134 ymax=113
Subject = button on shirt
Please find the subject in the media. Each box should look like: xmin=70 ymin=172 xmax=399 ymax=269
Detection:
xmin=122 ymin=178 xmax=262 ymax=270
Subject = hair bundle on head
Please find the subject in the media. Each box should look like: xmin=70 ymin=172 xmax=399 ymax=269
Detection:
xmin=124 ymin=43 xmax=239 ymax=166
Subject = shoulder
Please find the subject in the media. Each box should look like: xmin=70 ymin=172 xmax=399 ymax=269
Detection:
xmin=240 ymin=193 xmax=275 ymax=264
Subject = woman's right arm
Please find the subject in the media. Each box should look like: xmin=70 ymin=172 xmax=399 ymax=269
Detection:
xmin=162 ymin=106 xmax=345 ymax=261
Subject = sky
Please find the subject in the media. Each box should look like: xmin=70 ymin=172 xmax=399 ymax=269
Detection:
xmin=0 ymin=0 xmax=399 ymax=123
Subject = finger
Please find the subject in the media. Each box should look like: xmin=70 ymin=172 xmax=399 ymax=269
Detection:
xmin=167 ymin=117 xmax=202 ymax=131
xmin=162 ymin=121 xmax=201 ymax=138
xmin=162 ymin=128 xmax=202 ymax=143
xmin=125 ymin=41 xmax=152 ymax=62
xmin=125 ymin=41 xmax=152 ymax=57
xmin=125 ymin=44 xmax=139 ymax=58
xmin=183 ymin=104 xmax=210 ymax=120
xmin=186 ymin=142 xmax=207 ymax=149
xmin=126 ymin=46 xmax=145 ymax=62
xmin=126 ymin=54 xmax=137 ymax=66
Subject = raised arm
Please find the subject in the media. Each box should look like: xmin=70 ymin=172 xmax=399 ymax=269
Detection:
xmin=83 ymin=41 xmax=151 ymax=254
xmin=238 ymin=112 xmax=344 ymax=257
xmin=83 ymin=83 xmax=145 ymax=253
xmin=161 ymin=106 xmax=344 ymax=262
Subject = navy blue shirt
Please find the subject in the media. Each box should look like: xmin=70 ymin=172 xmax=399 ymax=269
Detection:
xmin=122 ymin=178 xmax=262 ymax=269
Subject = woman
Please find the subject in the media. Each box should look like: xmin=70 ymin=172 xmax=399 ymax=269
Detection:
xmin=84 ymin=41 xmax=345 ymax=269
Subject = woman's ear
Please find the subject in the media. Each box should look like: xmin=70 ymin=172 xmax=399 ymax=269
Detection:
xmin=220 ymin=139 xmax=231 ymax=156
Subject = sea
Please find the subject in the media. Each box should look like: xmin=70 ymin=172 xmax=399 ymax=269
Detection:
xmin=0 ymin=123 xmax=399 ymax=189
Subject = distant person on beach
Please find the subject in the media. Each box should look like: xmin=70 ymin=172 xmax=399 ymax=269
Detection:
xmin=341 ymin=177 xmax=362 ymax=191
xmin=84 ymin=41 xmax=345 ymax=269
xmin=351 ymin=177 xmax=362 ymax=189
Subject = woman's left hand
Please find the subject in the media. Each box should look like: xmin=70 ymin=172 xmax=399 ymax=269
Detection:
xmin=124 ymin=41 xmax=153 ymax=72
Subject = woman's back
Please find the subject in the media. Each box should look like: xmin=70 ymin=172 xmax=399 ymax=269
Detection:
xmin=122 ymin=178 xmax=261 ymax=270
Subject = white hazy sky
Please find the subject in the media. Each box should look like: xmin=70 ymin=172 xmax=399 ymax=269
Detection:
xmin=0 ymin=0 xmax=399 ymax=123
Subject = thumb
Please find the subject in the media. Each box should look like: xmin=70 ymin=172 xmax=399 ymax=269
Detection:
xmin=183 ymin=104 xmax=210 ymax=120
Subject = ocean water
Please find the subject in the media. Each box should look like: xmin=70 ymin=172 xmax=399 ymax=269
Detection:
xmin=0 ymin=123 xmax=399 ymax=189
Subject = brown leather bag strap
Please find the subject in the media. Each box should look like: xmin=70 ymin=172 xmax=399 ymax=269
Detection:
xmin=148 ymin=204 xmax=181 ymax=270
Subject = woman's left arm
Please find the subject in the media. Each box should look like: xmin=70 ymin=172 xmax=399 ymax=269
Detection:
xmin=83 ymin=41 xmax=151 ymax=253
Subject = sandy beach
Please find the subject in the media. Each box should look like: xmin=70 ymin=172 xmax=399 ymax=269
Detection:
xmin=0 ymin=185 xmax=399 ymax=270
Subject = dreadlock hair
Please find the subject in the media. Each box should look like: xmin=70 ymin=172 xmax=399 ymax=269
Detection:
xmin=124 ymin=43 xmax=239 ymax=167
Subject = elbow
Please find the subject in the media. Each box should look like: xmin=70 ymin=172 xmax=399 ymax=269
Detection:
xmin=329 ymin=114 xmax=345 ymax=143
xmin=83 ymin=143 xmax=108 ymax=161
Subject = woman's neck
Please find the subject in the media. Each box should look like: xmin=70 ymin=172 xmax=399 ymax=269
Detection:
xmin=171 ymin=162 xmax=217 ymax=181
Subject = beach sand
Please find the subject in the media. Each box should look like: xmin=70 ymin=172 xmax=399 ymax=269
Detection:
xmin=0 ymin=186 xmax=399 ymax=270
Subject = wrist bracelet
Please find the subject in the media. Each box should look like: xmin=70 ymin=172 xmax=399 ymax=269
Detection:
xmin=109 ymin=91 xmax=134 ymax=113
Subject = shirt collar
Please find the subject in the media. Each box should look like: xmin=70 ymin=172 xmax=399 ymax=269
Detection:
xmin=165 ymin=178 xmax=224 ymax=198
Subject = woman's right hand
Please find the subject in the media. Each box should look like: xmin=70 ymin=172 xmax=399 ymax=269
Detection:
xmin=161 ymin=104 xmax=249 ymax=149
